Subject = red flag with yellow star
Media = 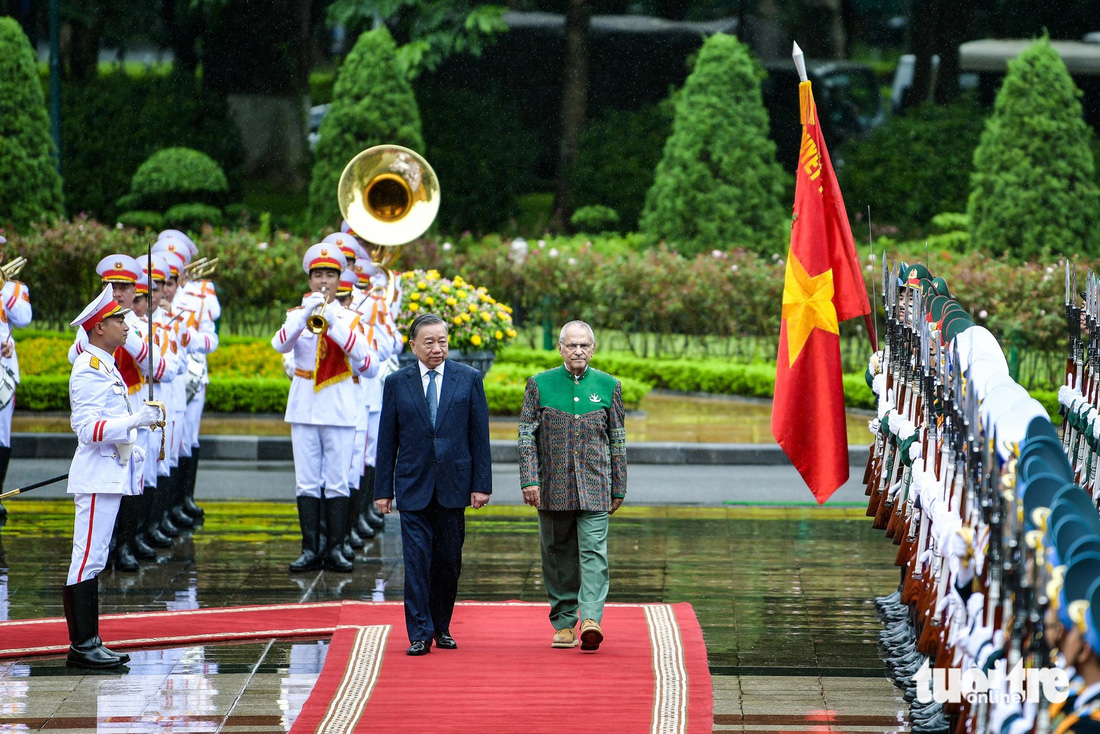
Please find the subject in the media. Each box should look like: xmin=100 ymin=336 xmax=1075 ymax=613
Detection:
xmin=771 ymin=79 xmax=871 ymax=504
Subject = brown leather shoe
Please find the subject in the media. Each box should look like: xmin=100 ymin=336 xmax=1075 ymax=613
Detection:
xmin=579 ymin=618 xmax=603 ymax=651
xmin=551 ymin=627 xmax=579 ymax=648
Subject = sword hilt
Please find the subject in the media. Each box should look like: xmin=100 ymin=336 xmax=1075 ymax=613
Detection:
xmin=145 ymin=399 xmax=167 ymax=460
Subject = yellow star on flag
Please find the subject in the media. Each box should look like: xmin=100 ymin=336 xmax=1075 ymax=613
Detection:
xmin=781 ymin=252 xmax=839 ymax=367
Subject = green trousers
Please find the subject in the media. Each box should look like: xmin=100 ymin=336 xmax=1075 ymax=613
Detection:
xmin=537 ymin=510 xmax=609 ymax=630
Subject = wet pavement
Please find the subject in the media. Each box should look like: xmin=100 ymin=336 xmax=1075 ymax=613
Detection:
xmin=12 ymin=392 xmax=873 ymax=445
xmin=0 ymin=501 xmax=910 ymax=732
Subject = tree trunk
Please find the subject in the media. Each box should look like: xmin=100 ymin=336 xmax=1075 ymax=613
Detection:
xmin=553 ymin=0 xmax=591 ymax=230
xmin=61 ymin=19 xmax=99 ymax=82
xmin=201 ymin=0 xmax=313 ymax=186
xmin=907 ymin=0 xmax=977 ymax=107
xmin=161 ymin=0 xmax=201 ymax=73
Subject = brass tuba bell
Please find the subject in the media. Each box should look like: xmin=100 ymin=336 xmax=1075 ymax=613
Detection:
xmin=338 ymin=145 xmax=440 ymax=247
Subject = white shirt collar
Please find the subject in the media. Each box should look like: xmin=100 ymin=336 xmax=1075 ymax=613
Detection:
xmin=419 ymin=360 xmax=444 ymax=380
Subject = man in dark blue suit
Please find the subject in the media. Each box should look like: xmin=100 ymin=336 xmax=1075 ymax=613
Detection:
xmin=375 ymin=313 xmax=492 ymax=656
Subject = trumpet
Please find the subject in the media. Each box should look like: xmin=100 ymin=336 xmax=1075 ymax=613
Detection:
xmin=306 ymin=288 xmax=330 ymax=334
xmin=0 ymin=256 xmax=27 ymax=286
xmin=185 ymin=257 xmax=218 ymax=279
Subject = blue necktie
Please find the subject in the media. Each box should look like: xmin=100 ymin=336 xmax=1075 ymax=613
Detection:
xmin=426 ymin=370 xmax=438 ymax=426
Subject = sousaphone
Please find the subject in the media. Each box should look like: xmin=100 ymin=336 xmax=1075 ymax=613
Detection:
xmin=338 ymin=145 xmax=439 ymax=302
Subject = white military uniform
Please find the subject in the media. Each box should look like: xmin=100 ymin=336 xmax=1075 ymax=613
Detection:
xmin=272 ymin=296 xmax=378 ymax=498
xmin=66 ymin=344 xmax=147 ymax=585
xmin=0 ymin=278 xmax=32 ymax=447
xmin=177 ymin=281 xmax=219 ymax=451
xmin=351 ymin=285 xmax=402 ymax=468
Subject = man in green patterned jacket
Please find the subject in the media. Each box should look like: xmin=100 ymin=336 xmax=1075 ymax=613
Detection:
xmin=518 ymin=320 xmax=627 ymax=652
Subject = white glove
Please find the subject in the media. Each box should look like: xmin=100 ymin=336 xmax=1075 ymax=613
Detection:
xmin=282 ymin=352 xmax=296 ymax=380
xmin=132 ymin=444 xmax=146 ymax=465
xmin=301 ymin=291 xmax=326 ymax=311
xmin=130 ymin=403 xmax=163 ymax=430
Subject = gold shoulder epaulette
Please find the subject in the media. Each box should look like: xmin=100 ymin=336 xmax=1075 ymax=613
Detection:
xmin=89 ymin=356 xmax=101 ymax=370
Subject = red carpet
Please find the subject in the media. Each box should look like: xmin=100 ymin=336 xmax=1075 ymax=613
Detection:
xmin=291 ymin=601 xmax=711 ymax=734
xmin=0 ymin=602 xmax=343 ymax=658
xmin=0 ymin=600 xmax=712 ymax=733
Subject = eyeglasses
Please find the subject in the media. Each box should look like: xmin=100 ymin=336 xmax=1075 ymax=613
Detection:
xmin=560 ymin=342 xmax=593 ymax=351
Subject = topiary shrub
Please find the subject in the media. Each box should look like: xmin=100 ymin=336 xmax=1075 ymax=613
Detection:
xmin=968 ymin=36 xmax=1100 ymax=260
xmin=123 ymin=147 xmax=229 ymax=212
xmin=569 ymin=102 xmax=673 ymax=232
xmin=308 ymin=27 xmax=424 ymax=232
xmin=570 ymin=205 xmax=620 ymax=233
xmin=116 ymin=210 xmax=165 ymax=231
xmin=838 ymin=99 xmax=987 ymax=236
xmin=60 ymin=70 xmax=245 ymax=222
xmin=0 ymin=18 xmax=64 ymax=229
xmin=640 ymin=33 xmax=787 ymax=257
xmin=165 ymin=202 xmax=224 ymax=229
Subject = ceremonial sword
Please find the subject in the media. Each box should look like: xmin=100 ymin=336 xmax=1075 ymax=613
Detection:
xmin=0 ymin=473 xmax=69 ymax=501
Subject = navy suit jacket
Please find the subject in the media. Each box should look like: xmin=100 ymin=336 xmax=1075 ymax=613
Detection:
xmin=375 ymin=359 xmax=493 ymax=511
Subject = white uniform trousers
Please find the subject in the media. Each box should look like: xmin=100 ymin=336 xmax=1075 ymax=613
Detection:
xmin=365 ymin=409 xmax=381 ymax=466
xmin=291 ymin=424 xmax=354 ymax=498
xmin=67 ymin=493 xmax=122 ymax=585
xmin=169 ymin=408 xmax=185 ymax=467
xmin=0 ymin=395 xmax=13 ymax=448
xmin=348 ymin=429 xmax=368 ymax=490
xmin=143 ymin=427 xmax=162 ymax=487
xmin=177 ymin=407 xmax=192 ymax=459
xmin=186 ymin=384 xmax=206 ymax=448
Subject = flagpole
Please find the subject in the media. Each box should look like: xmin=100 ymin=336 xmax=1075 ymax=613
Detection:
xmin=792 ymin=41 xmax=877 ymax=353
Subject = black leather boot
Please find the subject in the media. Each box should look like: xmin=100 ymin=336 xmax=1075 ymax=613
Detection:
xmin=324 ymin=496 xmax=354 ymax=572
xmin=289 ymin=497 xmax=323 ymax=572
xmin=362 ymin=466 xmax=384 ymax=531
xmin=182 ymin=446 xmax=204 ymax=519
xmin=131 ymin=490 xmax=158 ymax=559
xmin=169 ymin=467 xmax=194 ymax=529
xmin=156 ymin=475 xmax=180 ymax=538
xmin=62 ymin=577 xmax=129 ymax=669
xmin=111 ymin=497 xmax=139 ymax=572
xmin=347 ymin=488 xmax=365 ymax=549
xmin=0 ymin=445 xmax=11 ymax=523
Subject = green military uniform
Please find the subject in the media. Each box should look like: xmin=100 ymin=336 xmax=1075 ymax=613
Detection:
xmin=518 ymin=365 xmax=627 ymax=631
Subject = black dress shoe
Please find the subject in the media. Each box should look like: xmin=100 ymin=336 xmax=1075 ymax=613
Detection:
xmin=406 ymin=640 xmax=430 ymax=656
xmin=435 ymin=632 xmax=457 ymax=649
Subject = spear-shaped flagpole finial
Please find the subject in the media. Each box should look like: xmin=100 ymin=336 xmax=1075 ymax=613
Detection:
xmin=792 ymin=41 xmax=808 ymax=83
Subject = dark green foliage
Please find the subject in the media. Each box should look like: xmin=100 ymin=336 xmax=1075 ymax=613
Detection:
xmin=165 ymin=203 xmax=225 ymax=229
xmin=115 ymin=210 xmax=165 ymax=231
xmin=968 ymin=37 xmax=1100 ymax=259
xmin=61 ymin=71 xmax=245 ymax=221
xmin=570 ymin=205 xmax=620 ymax=233
xmin=417 ymin=85 xmax=539 ymax=234
xmin=205 ymin=379 xmax=289 ymax=413
xmin=16 ymin=376 xmax=70 ymax=411
xmin=838 ymin=100 xmax=987 ymax=235
xmin=308 ymin=27 xmax=424 ymax=232
xmin=126 ymin=148 xmax=230 ymax=211
xmin=570 ymin=103 xmax=672 ymax=231
xmin=640 ymin=33 xmax=788 ymax=256
xmin=0 ymin=18 xmax=63 ymax=229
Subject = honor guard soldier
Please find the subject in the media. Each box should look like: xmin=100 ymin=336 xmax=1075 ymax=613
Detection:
xmin=158 ymin=235 xmax=219 ymax=521
xmin=353 ymin=257 xmax=401 ymax=538
xmin=0 ymin=235 xmax=32 ymax=522
xmin=272 ymin=244 xmax=380 ymax=573
xmin=64 ymin=286 xmax=163 ymax=668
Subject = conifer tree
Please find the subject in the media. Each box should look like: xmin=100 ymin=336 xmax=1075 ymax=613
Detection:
xmin=640 ymin=33 xmax=787 ymax=257
xmin=0 ymin=17 xmax=64 ymax=228
xmin=308 ymin=27 xmax=424 ymax=232
xmin=968 ymin=36 xmax=1100 ymax=259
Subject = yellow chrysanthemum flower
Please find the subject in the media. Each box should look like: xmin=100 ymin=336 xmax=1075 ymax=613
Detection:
xmin=480 ymin=312 xmax=492 ymax=322
xmin=470 ymin=334 xmax=482 ymax=347
xmin=495 ymin=330 xmax=504 ymax=340
xmin=456 ymin=290 xmax=468 ymax=299
xmin=408 ymin=302 xmax=420 ymax=312
xmin=417 ymin=281 xmax=427 ymax=290
xmin=441 ymin=285 xmax=451 ymax=294
xmin=409 ymin=292 xmax=421 ymax=301
xmin=424 ymin=296 xmax=434 ymax=306
xmin=468 ymin=303 xmax=479 ymax=312
xmin=446 ymin=297 xmax=457 ymax=306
